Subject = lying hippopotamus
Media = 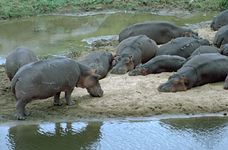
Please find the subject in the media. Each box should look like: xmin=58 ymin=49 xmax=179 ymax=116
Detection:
xmin=156 ymin=37 xmax=210 ymax=58
xmin=128 ymin=55 xmax=186 ymax=76
xmin=213 ymin=25 xmax=228 ymax=48
xmin=78 ymin=51 xmax=113 ymax=79
xmin=211 ymin=10 xmax=228 ymax=31
xmin=188 ymin=46 xmax=220 ymax=60
xmin=158 ymin=53 xmax=228 ymax=92
xmin=111 ymin=35 xmax=158 ymax=74
xmin=11 ymin=57 xmax=103 ymax=120
xmin=5 ymin=47 xmax=38 ymax=81
xmin=221 ymin=44 xmax=228 ymax=56
xmin=119 ymin=21 xmax=198 ymax=44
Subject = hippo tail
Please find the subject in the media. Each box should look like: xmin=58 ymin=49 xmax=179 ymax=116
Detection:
xmin=11 ymin=75 xmax=19 ymax=95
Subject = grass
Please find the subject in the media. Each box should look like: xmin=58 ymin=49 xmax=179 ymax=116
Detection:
xmin=0 ymin=0 xmax=227 ymax=19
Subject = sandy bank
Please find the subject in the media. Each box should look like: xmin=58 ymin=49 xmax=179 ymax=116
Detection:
xmin=0 ymin=23 xmax=227 ymax=123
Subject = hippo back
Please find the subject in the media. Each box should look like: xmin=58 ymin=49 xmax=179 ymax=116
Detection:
xmin=78 ymin=51 xmax=113 ymax=79
xmin=156 ymin=37 xmax=210 ymax=58
xmin=211 ymin=10 xmax=228 ymax=31
xmin=180 ymin=53 xmax=228 ymax=85
xmin=11 ymin=57 xmax=80 ymax=98
xmin=117 ymin=35 xmax=158 ymax=63
xmin=5 ymin=47 xmax=38 ymax=80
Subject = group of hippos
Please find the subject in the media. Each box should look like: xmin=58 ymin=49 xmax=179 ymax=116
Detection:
xmin=4 ymin=9 xmax=228 ymax=120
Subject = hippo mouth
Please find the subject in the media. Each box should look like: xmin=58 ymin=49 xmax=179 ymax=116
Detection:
xmin=110 ymin=66 xmax=129 ymax=74
xmin=86 ymin=83 xmax=104 ymax=97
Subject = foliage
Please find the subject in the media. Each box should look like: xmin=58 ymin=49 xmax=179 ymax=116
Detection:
xmin=0 ymin=0 xmax=227 ymax=19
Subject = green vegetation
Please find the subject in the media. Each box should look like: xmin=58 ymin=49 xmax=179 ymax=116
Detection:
xmin=0 ymin=0 xmax=227 ymax=19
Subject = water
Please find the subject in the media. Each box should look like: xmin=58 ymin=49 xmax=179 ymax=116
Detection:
xmin=0 ymin=116 xmax=228 ymax=150
xmin=0 ymin=11 xmax=215 ymax=64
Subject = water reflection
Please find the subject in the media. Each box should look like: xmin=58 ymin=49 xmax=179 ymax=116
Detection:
xmin=0 ymin=117 xmax=228 ymax=150
xmin=6 ymin=122 xmax=101 ymax=150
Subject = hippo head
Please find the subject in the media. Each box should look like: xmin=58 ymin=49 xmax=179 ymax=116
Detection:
xmin=77 ymin=70 xmax=104 ymax=97
xmin=210 ymin=17 xmax=222 ymax=31
xmin=158 ymin=74 xmax=188 ymax=92
xmin=181 ymin=29 xmax=198 ymax=38
xmin=221 ymin=44 xmax=228 ymax=56
xmin=110 ymin=54 xmax=134 ymax=74
xmin=128 ymin=64 xmax=149 ymax=76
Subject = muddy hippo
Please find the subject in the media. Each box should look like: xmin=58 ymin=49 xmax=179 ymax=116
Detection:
xmin=5 ymin=47 xmax=38 ymax=81
xmin=221 ymin=44 xmax=228 ymax=56
xmin=213 ymin=25 xmax=228 ymax=48
xmin=156 ymin=37 xmax=210 ymax=58
xmin=158 ymin=53 xmax=228 ymax=92
xmin=119 ymin=21 xmax=198 ymax=44
xmin=78 ymin=51 xmax=113 ymax=79
xmin=211 ymin=10 xmax=228 ymax=31
xmin=111 ymin=35 xmax=158 ymax=74
xmin=128 ymin=55 xmax=186 ymax=76
xmin=11 ymin=57 xmax=103 ymax=120
xmin=188 ymin=46 xmax=220 ymax=60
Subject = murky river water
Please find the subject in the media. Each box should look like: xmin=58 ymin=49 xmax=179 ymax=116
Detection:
xmin=0 ymin=116 xmax=228 ymax=150
xmin=0 ymin=11 xmax=215 ymax=64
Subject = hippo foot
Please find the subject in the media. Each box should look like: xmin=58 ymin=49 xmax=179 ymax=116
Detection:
xmin=16 ymin=114 xmax=26 ymax=120
xmin=67 ymin=100 xmax=75 ymax=106
xmin=53 ymin=101 xmax=63 ymax=106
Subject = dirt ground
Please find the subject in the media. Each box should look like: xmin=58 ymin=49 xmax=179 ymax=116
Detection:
xmin=0 ymin=22 xmax=227 ymax=123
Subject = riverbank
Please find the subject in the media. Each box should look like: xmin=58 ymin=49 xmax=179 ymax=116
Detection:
xmin=0 ymin=0 xmax=227 ymax=19
xmin=0 ymin=23 xmax=228 ymax=123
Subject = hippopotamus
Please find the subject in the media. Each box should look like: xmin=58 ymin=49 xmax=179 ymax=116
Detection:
xmin=111 ymin=35 xmax=158 ymax=74
xmin=221 ymin=44 xmax=228 ymax=56
xmin=78 ymin=51 xmax=113 ymax=79
xmin=188 ymin=46 xmax=220 ymax=60
xmin=119 ymin=21 xmax=198 ymax=44
xmin=128 ymin=55 xmax=186 ymax=76
xmin=158 ymin=53 xmax=228 ymax=92
xmin=213 ymin=25 xmax=228 ymax=48
xmin=5 ymin=47 xmax=38 ymax=81
xmin=156 ymin=37 xmax=210 ymax=58
xmin=11 ymin=57 xmax=103 ymax=120
xmin=211 ymin=10 xmax=228 ymax=31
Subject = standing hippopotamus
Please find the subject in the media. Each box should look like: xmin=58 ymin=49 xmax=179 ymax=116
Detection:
xmin=11 ymin=57 xmax=103 ymax=120
xmin=128 ymin=55 xmax=186 ymax=76
xmin=221 ymin=44 xmax=228 ymax=56
xmin=211 ymin=10 xmax=228 ymax=31
xmin=156 ymin=37 xmax=210 ymax=58
xmin=213 ymin=25 xmax=228 ymax=48
xmin=5 ymin=47 xmax=38 ymax=81
xmin=188 ymin=46 xmax=220 ymax=59
xmin=158 ymin=53 xmax=228 ymax=92
xmin=111 ymin=35 xmax=158 ymax=74
xmin=119 ymin=21 xmax=198 ymax=44
xmin=78 ymin=51 xmax=113 ymax=79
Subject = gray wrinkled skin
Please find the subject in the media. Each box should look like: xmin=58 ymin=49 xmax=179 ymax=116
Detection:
xmin=156 ymin=37 xmax=210 ymax=58
xmin=213 ymin=25 xmax=228 ymax=48
xmin=221 ymin=44 xmax=228 ymax=56
xmin=5 ymin=47 xmax=38 ymax=81
xmin=129 ymin=55 xmax=186 ymax=76
xmin=211 ymin=10 xmax=228 ymax=31
xmin=119 ymin=21 xmax=198 ymax=44
xmin=188 ymin=46 xmax=220 ymax=60
xmin=78 ymin=51 xmax=113 ymax=79
xmin=11 ymin=57 xmax=103 ymax=120
xmin=111 ymin=35 xmax=158 ymax=74
xmin=158 ymin=54 xmax=228 ymax=92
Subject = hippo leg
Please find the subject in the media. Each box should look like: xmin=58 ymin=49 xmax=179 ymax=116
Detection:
xmin=53 ymin=92 xmax=63 ymax=106
xmin=16 ymin=100 xmax=28 ymax=120
xmin=65 ymin=89 xmax=75 ymax=106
